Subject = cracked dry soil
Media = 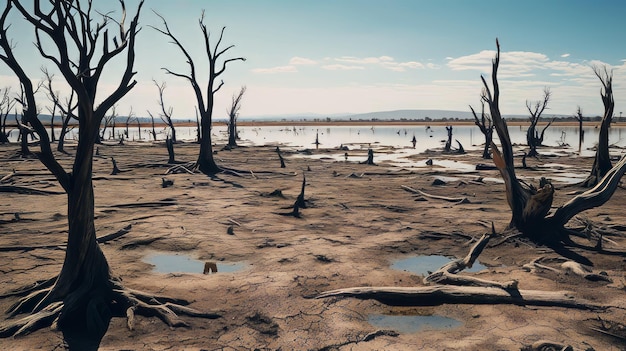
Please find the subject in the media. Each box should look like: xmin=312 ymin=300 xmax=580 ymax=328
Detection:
xmin=1 ymin=140 xmax=626 ymax=350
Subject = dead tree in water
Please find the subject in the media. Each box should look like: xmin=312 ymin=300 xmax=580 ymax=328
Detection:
xmin=0 ymin=87 xmax=15 ymax=143
xmin=580 ymin=66 xmax=615 ymax=188
xmin=444 ymin=125 xmax=453 ymax=152
xmin=574 ymin=106 xmax=584 ymax=153
xmin=153 ymin=12 xmax=245 ymax=175
xmin=481 ymin=39 xmax=626 ymax=265
xmin=525 ymin=88 xmax=554 ymax=157
xmin=470 ymin=102 xmax=493 ymax=159
xmin=150 ymin=79 xmax=176 ymax=143
xmin=226 ymin=86 xmax=246 ymax=149
xmin=0 ymin=1 xmax=217 ymax=348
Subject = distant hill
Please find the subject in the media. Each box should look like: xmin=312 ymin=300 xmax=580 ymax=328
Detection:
xmin=336 ymin=109 xmax=475 ymax=121
xmin=239 ymin=109 xmax=533 ymax=122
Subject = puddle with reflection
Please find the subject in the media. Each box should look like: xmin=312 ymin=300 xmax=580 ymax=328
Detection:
xmin=368 ymin=314 xmax=462 ymax=334
xmin=144 ymin=252 xmax=246 ymax=274
xmin=391 ymin=255 xmax=486 ymax=276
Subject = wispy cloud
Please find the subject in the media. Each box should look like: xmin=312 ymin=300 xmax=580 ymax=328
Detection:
xmin=289 ymin=57 xmax=317 ymax=65
xmin=322 ymin=64 xmax=365 ymax=70
xmin=333 ymin=55 xmax=425 ymax=72
xmin=251 ymin=65 xmax=298 ymax=74
xmin=561 ymin=53 xmax=570 ymax=58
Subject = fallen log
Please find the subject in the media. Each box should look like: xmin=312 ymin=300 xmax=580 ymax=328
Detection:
xmin=316 ymin=285 xmax=604 ymax=310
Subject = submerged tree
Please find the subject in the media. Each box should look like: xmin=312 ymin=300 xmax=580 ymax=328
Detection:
xmin=153 ymin=11 xmax=245 ymax=174
xmin=149 ymin=79 xmax=176 ymax=143
xmin=226 ymin=85 xmax=246 ymax=149
xmin=469 ymin=101 xmax=493 ymax=159
xmin=525 ymin=88 xmax=554 ymax=157
xmin=0 ymin=1 xmax=216 ymax=348
xmin=574 ymin=106 xmax=584 ymax=153
xmin=580 ymin=66 xmax=615 ymax=187
xmin=0 ymin=86 xmax=15 ymax=143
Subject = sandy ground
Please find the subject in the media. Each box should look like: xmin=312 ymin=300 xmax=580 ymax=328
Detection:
xmin=1 ymin=138 xmax=626 ymax=351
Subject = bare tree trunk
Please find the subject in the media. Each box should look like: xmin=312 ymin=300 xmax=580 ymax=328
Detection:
xmin=444 ymin=125 xmax=452 ymax=152
xmin=581 ymin=66 xmax=614 ymax=187
xmin=197 ymin=111 xmax=220 ymax=174
xmin=166 ymin=137 xmax=175 ymax=164
xmin=470 ymin=103 xmax=493 ymax=159
xmin=149 ymin=112 xmax=157 ymax=141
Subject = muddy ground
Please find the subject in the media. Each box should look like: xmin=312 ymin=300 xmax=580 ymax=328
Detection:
xmin=0 ymin=138 xmax=625 ymax=350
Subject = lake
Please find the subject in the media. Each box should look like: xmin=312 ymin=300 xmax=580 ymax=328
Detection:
xmin=8 ymin=123 xmax=626 ymax=159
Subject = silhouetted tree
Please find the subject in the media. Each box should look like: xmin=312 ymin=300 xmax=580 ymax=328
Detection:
xmin=470 ymin=101 xmax=493 ymax=159
xmin=0 ymin=86 xmax=15 ymax=143
xmin=525 ymin=88 xmax=553 ymax=157
xmin=153 ymin=11 xmax=245 ymax=174
xmin=226 ymin=86 xmax=246 ymax=149
xmin=149 ymin=79 xmax=176 ymax=142
xmin=580 ymin=65 xmax=615 ymax=187
xmin=574 ymin=106 xmax=584 ymax=153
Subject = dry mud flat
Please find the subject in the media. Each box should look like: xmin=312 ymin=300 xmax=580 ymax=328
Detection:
xmin=0 ymin=141 xmax=625 ymax=350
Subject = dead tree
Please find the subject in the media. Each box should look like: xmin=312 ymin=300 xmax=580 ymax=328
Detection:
xmin=100 ymin=105 xmax=118 ymax=143
xmin=166 ymin=136 xmax=175 ymax=164
xmin=525 ymin=88 xmax=553 ymax=157
xmin=574 ymin=106 xmax=584 ymax=153
xmin=149 ymin=79 xmax=176 ymax=143
xmin=470 ymin=102 xmax=493 ymax=159
xmin=226 ymin=86 xmax=246 ymax=149
xmin=276 ymin=146 xmax=286 ymax=168
xmin=444 ymin=125 xmax=453 ymax=152
xmin=42 ymin=69 xmax=58 ymax=142
xmin=147 ymin=109 xmax=158 ymax=141
xmin=0 ymin=86 xmax=15 ymax=143
xmin=0 ymin=1 xmax=217 ymax=348
xmin=153 ymin=11 xmax=245 ymax=175
xmin=480 ymin=39 xmax=626 ymax=264
xmin=124 ymin=107 xmax=134 ymax=140
xmin=580 ymin=66 xmax=615 ymax=187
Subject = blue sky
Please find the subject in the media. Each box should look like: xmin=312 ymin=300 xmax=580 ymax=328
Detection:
xmin=1 ymin=0 xmax=625 ymax=119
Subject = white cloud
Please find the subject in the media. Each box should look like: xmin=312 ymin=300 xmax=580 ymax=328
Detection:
xmin=322 ymin=64 xmax=365 ymax=70
xmin=289 ymin=57 xmax=317 ymax=65
xmin=335 ymin=56 xmax=394 ymax=64
xmin=561 ymin=53 xmax=570 ymax=58
xmin=251 ymin=65 xmax=297 ymax=74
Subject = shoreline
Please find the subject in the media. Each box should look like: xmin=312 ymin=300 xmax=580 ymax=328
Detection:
xmin=6 ymin=119 xmax=621 ymax=129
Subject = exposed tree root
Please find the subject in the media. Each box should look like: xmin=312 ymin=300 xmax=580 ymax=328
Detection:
xmin=0 ymin=277 xmax=221 ymax=338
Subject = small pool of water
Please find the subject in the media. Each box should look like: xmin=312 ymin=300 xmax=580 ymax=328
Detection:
xmin=391 ymin=255 xmax=486 ymax=276
xmin=144 ymin=252 xmax=246 ymax=274
xmin=368 ymin=314 xmax=462 ymax=334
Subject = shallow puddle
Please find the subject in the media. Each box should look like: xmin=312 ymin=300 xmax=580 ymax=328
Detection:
xmin=391 ymin=255 xmax=486 ymax=276
xmin=368 ymin=314 xmax=462 ymax=334
xmin=144 ymin=252 xmax=246 ymax=274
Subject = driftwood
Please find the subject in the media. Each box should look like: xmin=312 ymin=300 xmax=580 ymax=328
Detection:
xmin=316 ymin=285 xmax=603 ymax=310
xmin=401 ymin=185 xmax=470 ymax=204
xmin=424 ymin=229 xmax=518 ymax=289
